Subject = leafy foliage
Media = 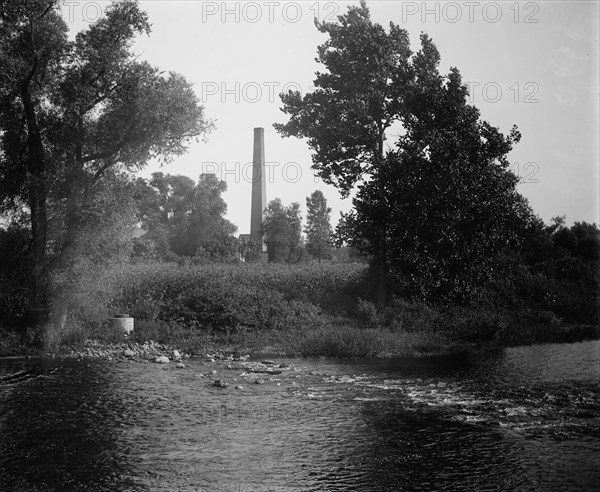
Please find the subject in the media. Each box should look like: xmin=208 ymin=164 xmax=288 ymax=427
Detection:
xmin=305 ymin=190 xmax=333 ymax=262
xmin=0 ymin=0 xmax=212 ymax=321
xmin=274 ymin=1 xmax=411 ymax=196
xmin=132 ymin=172 xmax=237 ymax=260
xmin=238 ymin=235 xmax=263 ymax=263
xmin=0 ymin=225 xmax=34 ymax=315
xmin=109 ymin=262 xmax=363 ymax=333
xmin=262 ymin=198 xmax=302 ymax=262
xmin=186 ymin=173 xmax=238 ymax=258
xmin=276 ymin=1 xmax=535 ymax=307
xmin=518 ymin=220 xmax=599 ymax=324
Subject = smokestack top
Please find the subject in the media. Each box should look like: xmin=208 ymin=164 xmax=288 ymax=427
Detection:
xmin=254 ymin=127 xmax=264 ymax=133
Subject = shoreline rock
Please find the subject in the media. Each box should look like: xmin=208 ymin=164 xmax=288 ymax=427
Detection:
xmin=212 ymin=379 xmax=229 ymax=388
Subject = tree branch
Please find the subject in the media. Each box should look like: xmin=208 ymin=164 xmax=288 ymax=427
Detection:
xmin=37 ymin=1 xmax=56 ymax=20
xmin=81 ymin=56 xmax=143 ymax=115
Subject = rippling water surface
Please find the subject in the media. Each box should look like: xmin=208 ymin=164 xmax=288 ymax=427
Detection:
xmin=1 ymin=340 xmax=598 ymax=491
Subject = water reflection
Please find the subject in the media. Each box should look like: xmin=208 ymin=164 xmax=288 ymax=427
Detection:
xmin=0 ymin=359 xmax=137 ymax=490
xmin=360 ymin=407 xmax=526 ymax=491
xmin=1 ymin=341 xmax=598 ymax=491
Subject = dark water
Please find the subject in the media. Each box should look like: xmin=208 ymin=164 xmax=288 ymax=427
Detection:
xmin=1 ymin=341 xmax=598 ymax=491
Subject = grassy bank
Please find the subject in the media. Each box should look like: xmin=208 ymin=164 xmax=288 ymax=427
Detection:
xmin=1 ymin=262 xmax=597 ymax=358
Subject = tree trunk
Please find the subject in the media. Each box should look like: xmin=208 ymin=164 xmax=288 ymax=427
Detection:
xmin=376 ymin=227 xmax=387 ymax=310
xmin=50 ymin=182 xmax=86 ymax=329
xmin=375 ymin=126 xmax=387 ymax=310
xmin=21 ymin=57 xmax=49 ymax=311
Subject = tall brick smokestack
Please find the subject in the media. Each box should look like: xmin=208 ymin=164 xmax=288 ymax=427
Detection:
xmin=250 ymin=127 xmax=266 ymax=251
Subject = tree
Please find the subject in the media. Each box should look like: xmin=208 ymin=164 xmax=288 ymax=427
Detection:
xmin=569 ymin=222 xmax=600 ymax=262
xmin=275 ymin=1 xmax=412 ymax=305
xmin=132 ymin=173 xmax=237 ymax=260
xmin=0 ymin=1 xmax=212 ymax=321
xmin=48 ymin=172 xmax=139 ymax=329
xmin=132 ymin=172 xmax=196 ymax=259
xmin=238 ymin=235 xmax=262 ymax=263
xmin=262 ymin=198 xmax=302 ymax=262
xmin=305 ymin=190 xmax=333 ymax=262
xmin=185 ymin=173 xmax=237 ymax=259
xmin=276 ymin=1 xmax=533 ymax=306
xmin=0 ymin=0 xmax=70 ymax=306
xmin=340 ymin=47 xmax=534 ymax=304
xmin=519 ymin=218 xmax=599 ymax=324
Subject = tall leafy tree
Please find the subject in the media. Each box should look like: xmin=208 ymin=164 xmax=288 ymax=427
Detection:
xmin=0 ymin=0 xmax=69 ymax=303
xmin=276 ymin=1 xmax=534 ymax=306
xmin=305 ymin=190 xmax=333 ymax=263
xmin=133 ymin=172 xmax=196 ymax=259
xmin=275 ymin=1 xmax=412 ymax=304
xmin=133 ymin=173 xmax=236 ymax=260
xmin=342 ymin=51 xmax=532 ymax=304
xmin=0 ymin=1 xmax=212 ymax=319
xmin=185 ymin=173 xmax=237 ymax=259
xmin=262 ymin=198 xmax=302 ymax=263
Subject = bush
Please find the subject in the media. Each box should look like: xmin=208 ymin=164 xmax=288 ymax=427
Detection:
xmin=384 ymin=298 xmax=439 ymax=333
xmin=294 ymin=319 xmax=449 ymax=357
xmin=17 ymin=256 xmax=588 ymax=354
xmin=0 ymin=328 xmax=22 ymax=355
xmin=355 ymin=298 xmax=381 ymax=328
xmin=0 ymin=227 xmax=36 ymax=316
xmin=42 ymin=321 xmax=88 ymax=352
xmin=297 ymin=324 xmax=389 ymax=357
xmin=108 ymin=262 xmax=365 ymax=334
xmin=50 ymin=260 xmax=122 ymax=332
xmin=442 ymin=307 xmax=512 ymax=343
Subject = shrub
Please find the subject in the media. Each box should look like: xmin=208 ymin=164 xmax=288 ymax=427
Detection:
xmin=42 ymin=321 xmax=88 ymax=352
xmin=0 ymin=328 xmax=22 ymax=355
xmin=50 ymin=260 xmax=121 ymax=332
xmin=356 ymin=298 xmax=381 ymax=328
xmin=297 ymin=325 xmax=389 ymax=357
xmin=384 ymin=297 xmax=439 ymax=333
xmin=441 ymin=307 xmax=511 ymax=342
xmin=0 ymin=227 xmax=36 ymax=316
xmin=108 ymin=262 xmax=366 ymax=334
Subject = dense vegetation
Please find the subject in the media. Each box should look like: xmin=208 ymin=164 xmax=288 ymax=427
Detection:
xmin=0 ymin=0 xmax=211 ymax=330
xmin=262 ymin=198 xmax=304 ymax=263
xmin=276 ymin=2 xmax=535 ymax=310
xmin=1 ymin=231 xmax=597 ymax=356
xmin=132 ymin=172 xmax=237 ymax=261
xmin=0 ymin=1 xmax=598 ymax=356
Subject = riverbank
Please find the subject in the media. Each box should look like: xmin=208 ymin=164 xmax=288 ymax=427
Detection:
xmin=0 ymin=327 xmax=451 ymax=360
xmin=2 ymin=262 xmax=597 ymax=358
xmin=1 ymin=319 xmax=597 ymax=361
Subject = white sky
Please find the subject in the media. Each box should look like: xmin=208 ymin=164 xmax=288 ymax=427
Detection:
xmin=60 ymin=1 xmax=600 ymax=234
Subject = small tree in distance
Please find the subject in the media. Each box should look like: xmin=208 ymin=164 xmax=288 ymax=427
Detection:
xmin=262 ymin=198 xmax=302 ymax=262
xmin=305 ymin=190 xmax=333 ymax=263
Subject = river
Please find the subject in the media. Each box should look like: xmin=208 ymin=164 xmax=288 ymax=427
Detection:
xmin=1 ymin=340 xmax=598 ymax=491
